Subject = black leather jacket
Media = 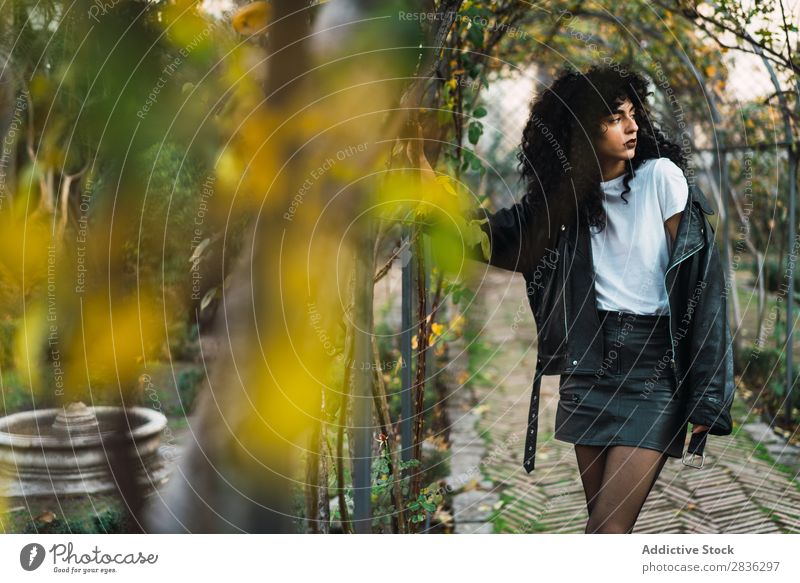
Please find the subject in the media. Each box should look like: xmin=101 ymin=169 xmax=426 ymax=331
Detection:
xmin=462 ymin=181 xmax=735 ymax=473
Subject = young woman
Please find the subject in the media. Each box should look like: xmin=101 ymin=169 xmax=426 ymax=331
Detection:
xmin=429 ymin=64 xmax=731 ymax=534
xmin=531 ymin=65 xmax=706 ymax=534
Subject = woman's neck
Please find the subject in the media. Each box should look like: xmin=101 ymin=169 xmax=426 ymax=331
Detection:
xmin=600 ymin=159 xmax=628 ymax=182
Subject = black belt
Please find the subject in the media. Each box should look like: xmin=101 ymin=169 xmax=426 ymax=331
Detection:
xmin=522 ymin=360 xmax=710 ymax=473
xmin=522 ymin=360 xmax=544 ymax=474
xmin=597 ymin=308 xmax=669 ymax=324
xmin=682 ymin=430 xmax=708 ymax=468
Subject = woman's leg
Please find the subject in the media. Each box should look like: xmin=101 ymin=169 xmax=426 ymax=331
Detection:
xmin=574 ymin=444 xmax=610 ymax=516
xmin=584 ymin=445 xmax=668 ymax=534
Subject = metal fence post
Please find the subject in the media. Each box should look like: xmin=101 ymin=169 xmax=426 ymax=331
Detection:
xmin=786 ymin=145 xmax=797 ymax=427
xmin=401 ymin=223 xmax=414 ymax=463
xmin=352 ymin=215 xmax=376 ymax=533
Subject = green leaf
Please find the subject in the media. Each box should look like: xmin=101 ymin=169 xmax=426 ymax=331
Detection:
xmin=468 ymin=121 xmax=483 ymax=145
xmin=467 ymin=24 xmax=484 ymax=47
xmin=460 ymin=149 xmax=474 ymax=172
xmin=436 ymin=174 xmax=458 ymax=196
xmin=473 ymin=106 xmax=487 ymax=118
xmin=479 ymin=229 xmax=490 ymax=260
xmin=470 ymin=153 xmax=483 ymax=172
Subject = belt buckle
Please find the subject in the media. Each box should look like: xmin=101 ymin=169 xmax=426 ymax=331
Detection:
xmin=681 ymin=451 xmax=705 ymax=469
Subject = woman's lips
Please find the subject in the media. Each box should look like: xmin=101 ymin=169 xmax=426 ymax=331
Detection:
xmin=624 ymin=139 xmax=637 ymax=148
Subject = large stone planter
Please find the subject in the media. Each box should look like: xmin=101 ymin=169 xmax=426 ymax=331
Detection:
xmin=0 ymin=402 xmax=170 ymax=498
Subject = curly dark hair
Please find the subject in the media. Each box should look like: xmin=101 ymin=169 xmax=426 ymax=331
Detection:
xmin=516 ymin=64 xmax=687 ymax=234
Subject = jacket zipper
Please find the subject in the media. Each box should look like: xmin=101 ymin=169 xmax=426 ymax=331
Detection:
xmin=663 ymin=238 xmax=705 ymax=370
xmin=586 ymin=223 xmax=605 ymax=364
xmin=562 ymin=231 xmax=568 ymax=338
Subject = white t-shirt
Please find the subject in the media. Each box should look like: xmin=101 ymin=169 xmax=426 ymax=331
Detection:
xmin=589 ymin=157 xmax=689 ymax=315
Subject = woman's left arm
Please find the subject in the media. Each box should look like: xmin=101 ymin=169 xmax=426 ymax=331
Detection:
xmin=665 ymin=211 xmax=711 ymax=436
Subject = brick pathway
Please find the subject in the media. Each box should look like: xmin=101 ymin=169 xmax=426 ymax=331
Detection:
xmin=466 ymin=268 xmax=800 ymax=534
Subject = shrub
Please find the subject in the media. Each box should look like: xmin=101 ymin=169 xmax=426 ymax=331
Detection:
xmin=176 ymin=366 xmax=205 ymax=414
xmin=0 ymin=370 xmax=34 ymax=415
xmin=751 ymin=256 xmax=800 ymax=294
xmin=0 ymin=320 xmax=14 ymax=372
xmin=21 ymin=507 xmax=134 ymax=534
xmin=740 ymin=343 xmax=799 ymax=423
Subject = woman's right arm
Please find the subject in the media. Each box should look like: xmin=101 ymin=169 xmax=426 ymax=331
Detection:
xmin=415 ymin=150 xmax=533 ymax=273
xmin=427 ymin=201 xmax=534 ymax=273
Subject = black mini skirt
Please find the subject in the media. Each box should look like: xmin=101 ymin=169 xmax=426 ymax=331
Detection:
xmin=554 ymin=309 xmax=688 ymax=458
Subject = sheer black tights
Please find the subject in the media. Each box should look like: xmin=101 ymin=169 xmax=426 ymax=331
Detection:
xmin=574 ymin=444 xmax=668 ymax=533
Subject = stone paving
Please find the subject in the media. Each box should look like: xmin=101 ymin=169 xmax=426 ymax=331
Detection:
xmin=451 ymin=268 xmax=800 ymax=534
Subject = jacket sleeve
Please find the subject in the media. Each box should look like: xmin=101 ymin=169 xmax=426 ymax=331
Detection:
xmin=448 ymin=200 xmax=535 ymax=273
xmin=684 ymin=218 xmax=735 ymax=435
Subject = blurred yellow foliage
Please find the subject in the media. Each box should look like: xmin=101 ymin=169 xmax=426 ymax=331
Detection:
xmin=232 ymin=1 xmax=270 ymax=35
xmin=0 ymin=214 xmax=52 ymax=295
xmin=62 ymin=293 xmax=162 ymax=402
xmin=162 ymin=0 xmax=214 ymax=58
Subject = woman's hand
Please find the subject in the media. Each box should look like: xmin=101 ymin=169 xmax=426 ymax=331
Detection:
xmin=692 ymin=423 xmax=710 ymax=434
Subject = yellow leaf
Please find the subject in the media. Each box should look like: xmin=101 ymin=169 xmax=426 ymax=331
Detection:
xmin=436 ymin=174 xmax=458 ymax=196
xmin=232 ymin=1 xmax=270 ymax=35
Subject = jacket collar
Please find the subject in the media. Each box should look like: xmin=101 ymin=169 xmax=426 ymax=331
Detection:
xmin=570 ymin=182 xmax=713 ymax=268
xmin=667 ymin=183 xmax=712 ymax=270
xmin=690 ymin=182 xmax=715 ymax=216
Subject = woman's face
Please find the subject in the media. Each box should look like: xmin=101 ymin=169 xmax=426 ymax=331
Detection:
xmin=593 ymin=97 xmax=639 ymax=163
